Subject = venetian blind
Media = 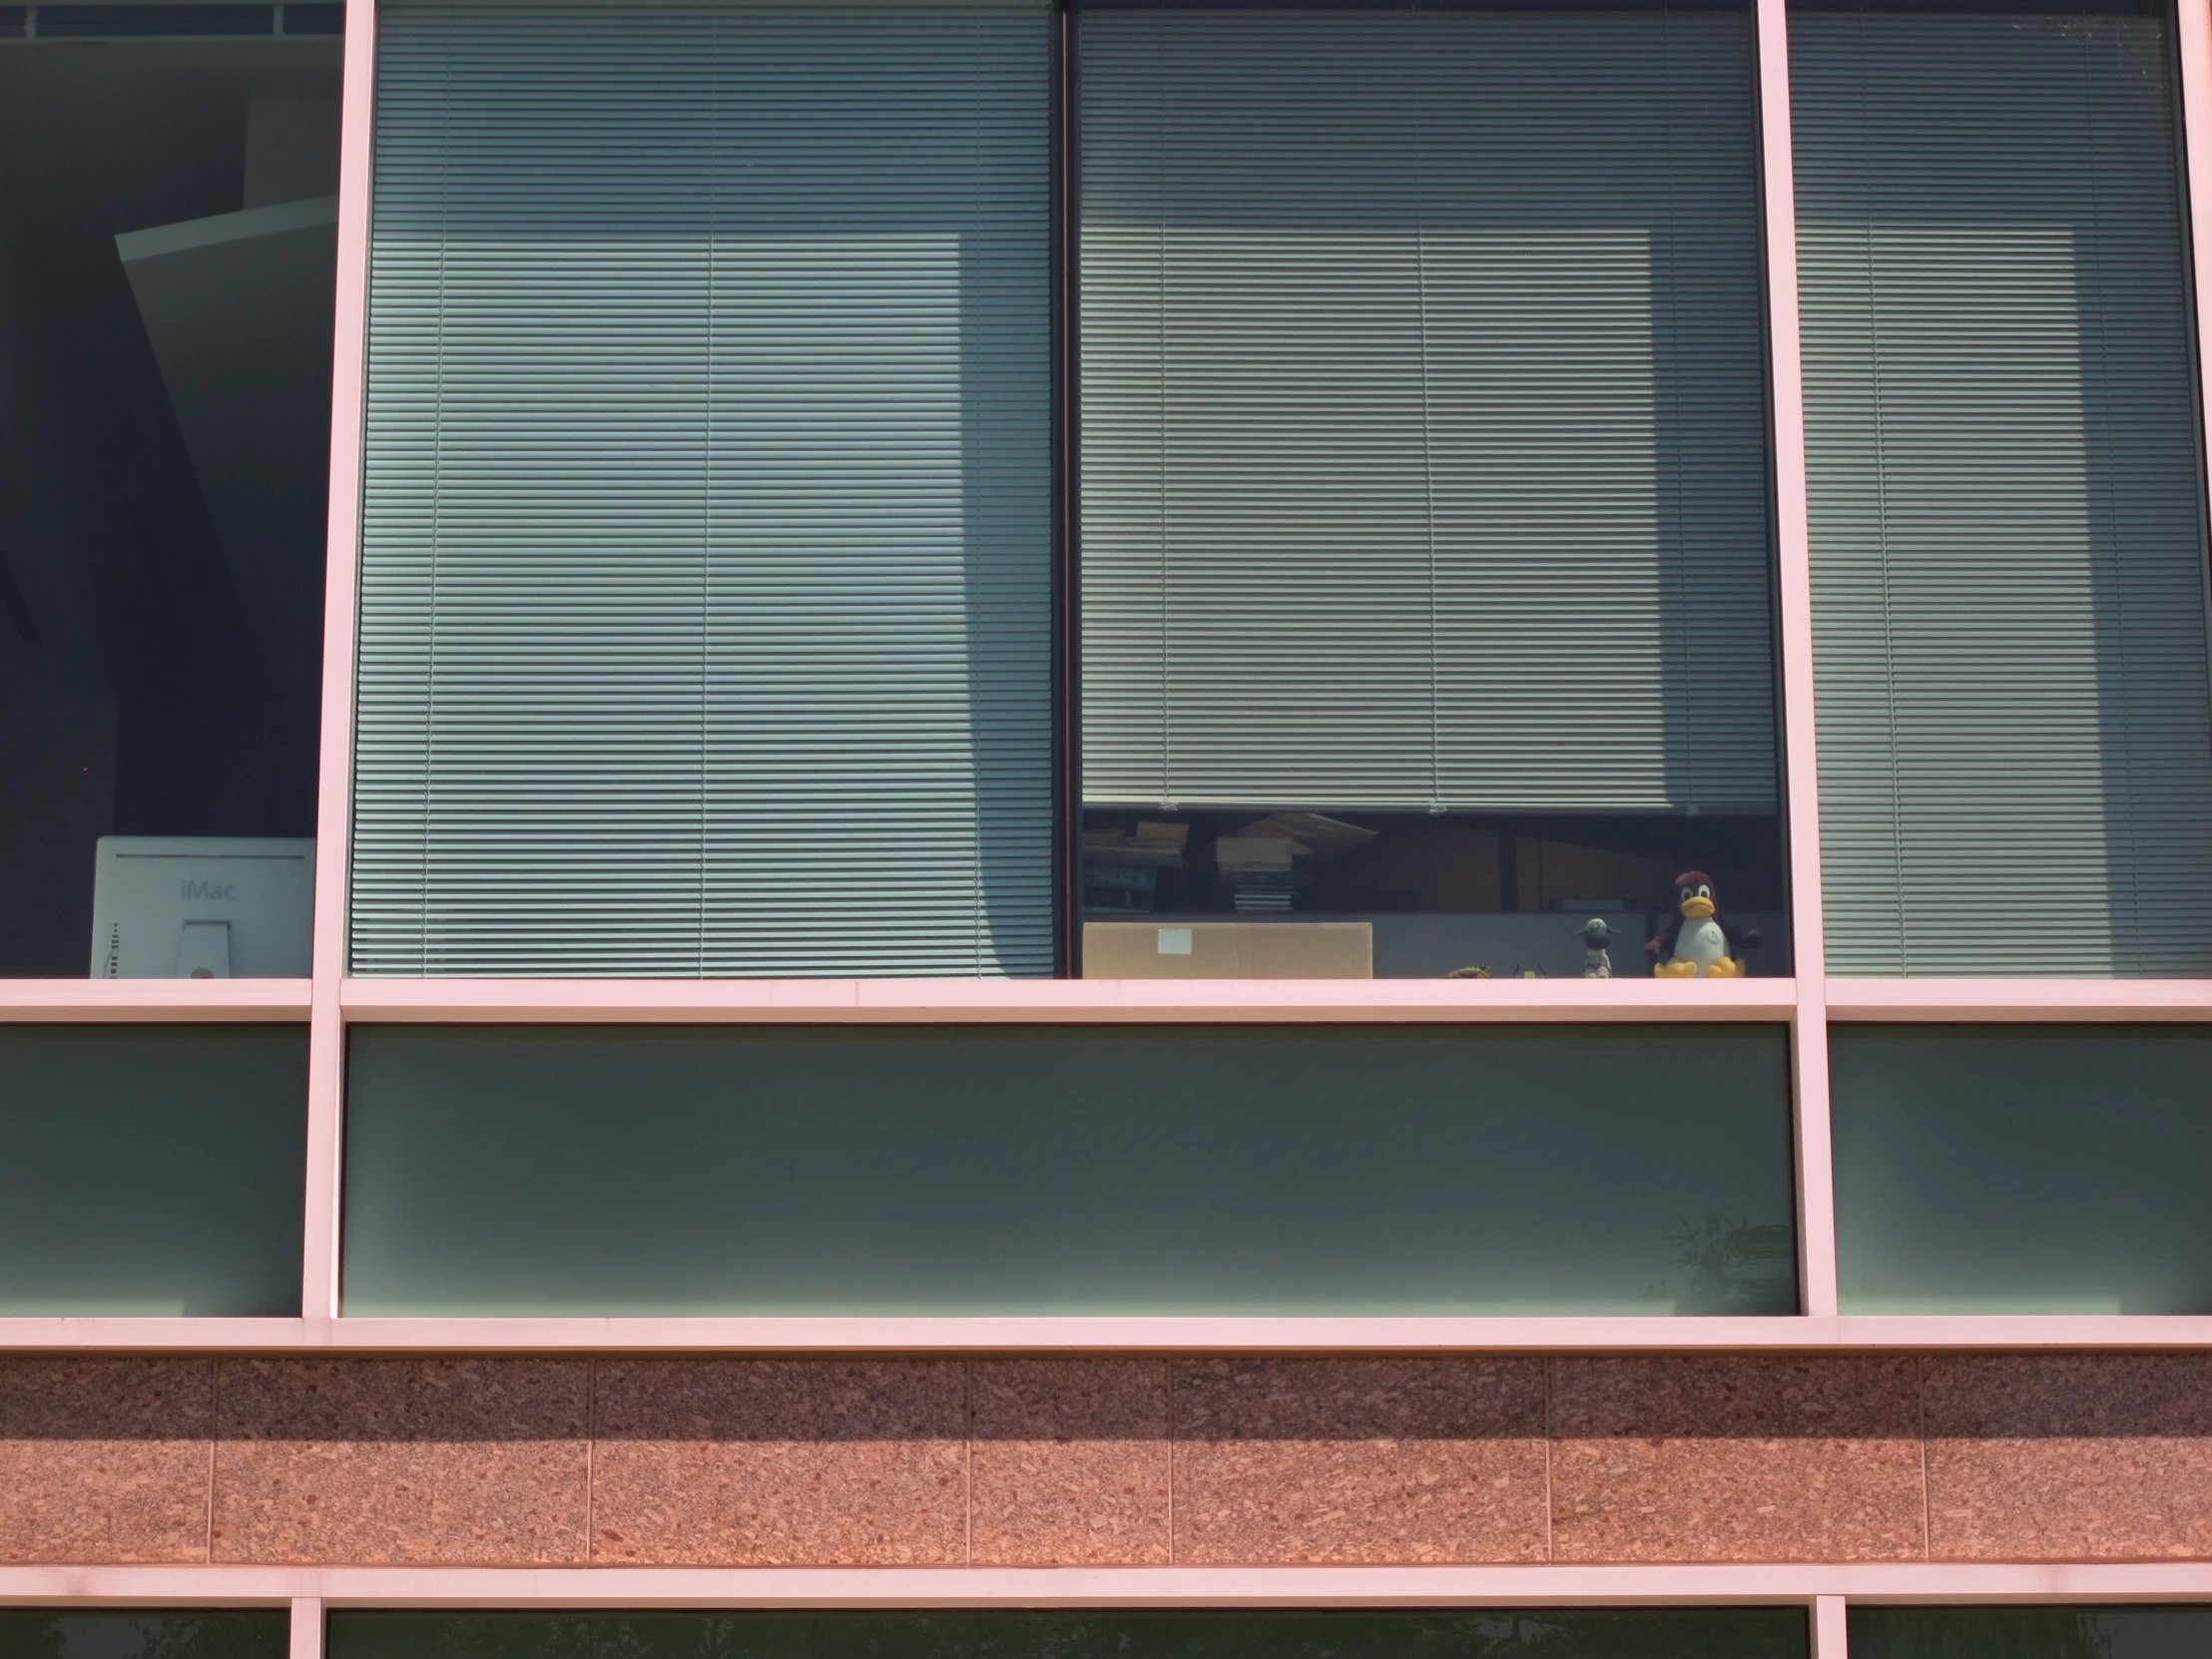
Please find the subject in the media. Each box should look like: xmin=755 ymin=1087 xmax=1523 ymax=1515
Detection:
xmin=1793 ymin=1 xmax=2212 ymax=976
xmin=352 ymin=0 xmax=1054 ymax=977
xmin=1076 ymin=0 xmax=1779 ymax=815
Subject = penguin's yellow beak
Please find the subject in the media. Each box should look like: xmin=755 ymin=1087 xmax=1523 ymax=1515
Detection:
xmin=1681 ymin=895 xmax=1715 ymax=920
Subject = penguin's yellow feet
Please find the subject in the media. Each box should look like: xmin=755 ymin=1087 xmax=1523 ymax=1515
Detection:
xmin=1708 ymin=957 xmax=1748 ymax=978
xmin=1654 ymin=959 xmax=1699 ymax=978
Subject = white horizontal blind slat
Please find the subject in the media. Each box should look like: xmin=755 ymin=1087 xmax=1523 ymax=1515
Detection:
xmin=1794 ymin=4 xmax=2212 ymax=977
xmin=1076 ymin=2 xmax=1779 ymax=815
xmin=351 ymin=0 xmax=1054 ymax=978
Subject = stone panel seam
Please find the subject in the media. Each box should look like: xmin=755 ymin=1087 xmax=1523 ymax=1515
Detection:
xmin=1916 ymin=1352 xmax=1930 ymax=1561
xmin=585 ymin=1356 xmax=598 ymax=1565
xmin=204 ymin=1358 xmax=219 ymax=1564
xmin=1165 ymin=1359 xmax=1177 ymax=1566
xmin=1542 ymin=1356 xmax=1554 ymax=1563
xmin=962 ymin=1359 xmax=974 ymax=1566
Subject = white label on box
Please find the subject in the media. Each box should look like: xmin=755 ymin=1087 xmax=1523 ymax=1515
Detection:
xmin=1157 ymin=927 xmax=1194 ymax=955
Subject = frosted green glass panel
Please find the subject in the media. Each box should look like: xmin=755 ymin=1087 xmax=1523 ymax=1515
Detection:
xmin=329 ymin=1610 xmax=1809 ymax=1659
xmin=0 ymin=1026 xmax=305 ymax=1316
xmin=1852 ymin=1607 xmax=2212 ymax=1659
xmin=0 ymin=1613 xmax=287 ymax=1659
xmin=1834 ymin=1027 xmax=2212 ymax=1314
xmin=343 ymin=1024 xmax=1796 ymax=1316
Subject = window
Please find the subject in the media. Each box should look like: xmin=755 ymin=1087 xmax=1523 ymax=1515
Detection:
xmin=1851 ymin=1607 xmax=2212 ymax=1659
xmin=0 ymin=11 xmax=337 ymax=977
xmin=1794 ymin=0 xmax=2212 ymax=977
xmin=0 ymin=1026 xmax=306 ymax=1315
xmin=343 ymin=1024 xmax=1796 ymax=1315
xmin=0 ymin=1613 xmax=288 ymax=1659
xmin=1074 ymin=0 xmax=1789 ymax=981
xmin=349 ymin=0 xmax=1055 ymax=978
xmin=328 ymin=1609 xmax=1811 ymax=1659
xmin=1832 ymin=1026 xmax=2212 ymax=1315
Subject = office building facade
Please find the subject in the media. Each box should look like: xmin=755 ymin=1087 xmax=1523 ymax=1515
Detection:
xmin=5 ymin=0 xmax=2212 ymax=1657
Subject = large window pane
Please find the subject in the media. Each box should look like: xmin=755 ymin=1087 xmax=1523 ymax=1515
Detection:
xmin=0 ymin=1026 xmax=306 ymax=1315
xmin=0 ymin=1613 xmax=287 ymax=1659
xmin=328 ymin=1610 xmax=1810 ymax=1659
xmin=1793 ymin=0 xmax=2212 ymax=976
xmin=344 ymin=1024 xmax=1797 ymax=1316
xmin=1075 ymin=0 xmax=1787 ymax=981
xmin=1851 ymin=1607 xmax=2212 ymax=1659
xmin=350 ymin=0 xmax=1053 ymax=978
xmin=1833 ymin=1027 xmax=2212 ymax=1314
xmin=0 ymin=20 xmax=337 ymax=977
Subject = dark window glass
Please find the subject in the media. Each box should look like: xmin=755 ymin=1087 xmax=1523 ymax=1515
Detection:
xmin=1833 ymin=1027 xmax=2212 ymax=1315
xmin=37 ymin=7 xmax=276 ymax=37
xmin=328 ymin=1611 xmax=1809 ymax=1659
xmin=0 ymin=1612 xmax=287 ymax=1659
xmin=0 ymin=27 xmax=338 ymax=976
xmin=343 ymin=1024 xmax=1796 ymax=1316
xmin=1851 ymin=1607 xmax=2212 ymax=1659
xmin=0 ymin=1025 xmax=306 ymax=1315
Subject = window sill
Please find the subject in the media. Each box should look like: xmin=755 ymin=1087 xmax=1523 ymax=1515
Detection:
xmin=7 ymin=1312 xmax=2212 ymax=1352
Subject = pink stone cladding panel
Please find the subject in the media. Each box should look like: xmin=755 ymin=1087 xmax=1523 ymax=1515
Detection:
xmin=1 ymin=1353 xmax=2210 ymax=1565
xmin=970 ymin=1359 xmax=1171 ymax=1566
xmin=210 ymin=1358 xmax=591 ymax=1564
xmin=1926 ymin=1354 xmax=2212 ymax=1561
xmin=1170 ymin=1358 xmax=1549 ymax=1565
xmin=590 ymin=1359 xmax=968 ymax=1565
xmin=1549 ymin=1357 xmax=1925 ymax=1562
xmin=0 ymin=1358 xmax=215 ymax=1563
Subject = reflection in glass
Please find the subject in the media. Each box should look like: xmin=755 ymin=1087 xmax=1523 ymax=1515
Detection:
xmin=343 ymin=1023 xmax=1796 ymax=1317
xmin=0 ymin=1610 xmax=286 ymax=1659
xmin=1076 ymin=0 xmax=1787 ymax=980
xmin=0 ymin=18 xmax=336 ymax=976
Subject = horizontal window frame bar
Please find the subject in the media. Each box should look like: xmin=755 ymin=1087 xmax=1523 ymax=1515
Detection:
xmin=8 ymin=1314 xmax=2212 ymax=1351
xmin=4 ymin=1563 xmax=2212 ymax=1606
xmin=11 ymin=979 xmax=2212 ymax=1025
xmin=0 ymin=981 xmax=314 ymax=1021
xmin=334 ymin=978 xmax=1800 ymax=1024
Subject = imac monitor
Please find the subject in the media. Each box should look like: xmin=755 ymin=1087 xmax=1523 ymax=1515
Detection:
xmin=90 ymin=836 xmax=315 ymax=978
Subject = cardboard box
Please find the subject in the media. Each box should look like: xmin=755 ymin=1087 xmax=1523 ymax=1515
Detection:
xmin=1082 ymin=920 xmax=1374 ymax=979
xmin=1213 ymin=835 xmax=1295 ymax=871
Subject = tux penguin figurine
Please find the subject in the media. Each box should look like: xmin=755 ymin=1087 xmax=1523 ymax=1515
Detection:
xmin=1576 ymin=917 xmax=1617 ymax=979
xmin=1649 ymin=870 xmax=1761 ymax=978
